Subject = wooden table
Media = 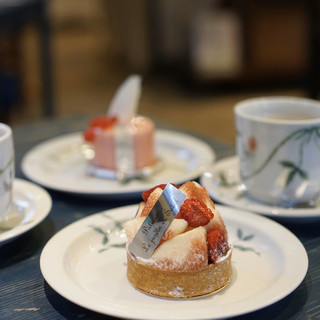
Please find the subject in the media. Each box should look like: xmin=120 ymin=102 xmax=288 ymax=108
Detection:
xmin=0 ymin=116 xmax=319 ymax=319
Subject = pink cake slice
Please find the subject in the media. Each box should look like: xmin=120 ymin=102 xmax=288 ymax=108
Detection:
xmin=84 ymin=115 xmax=156 ymax=170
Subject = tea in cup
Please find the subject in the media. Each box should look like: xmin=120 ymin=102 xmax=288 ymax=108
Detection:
xmin=234 ymin=96 xmax=320 ymax=206
xmin=0 ymin=123 xmax=14 ymax=222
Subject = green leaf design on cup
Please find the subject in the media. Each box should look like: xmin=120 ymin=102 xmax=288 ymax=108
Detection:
xmin=0 ymin=154 xmax=14 ymax=177
xmin=240 ymin=126 xmax=320 ymax=188
xmin=279 ymin=161 xmax=308 ymax=187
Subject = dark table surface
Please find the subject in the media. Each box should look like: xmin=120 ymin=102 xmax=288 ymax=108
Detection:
xmin=0 ymin=115 xmax=319 ymax=320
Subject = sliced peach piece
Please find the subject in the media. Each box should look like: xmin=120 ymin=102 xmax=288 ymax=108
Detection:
xmin=179 ymin=181 xmax=215 ymax=210
xmin=124 ymin=216 xmax=188 ymax=242
xmin=124 ymin=217 xmax=145 ymax=241
xmin=140 ymin=187 xmax=163 ymax=217
xmin=159 ymin=219 xmax=188 ymax=244
xmin=135 ymin=202 xmax=145 ymax=218
xmin=150 ymin=226 xmax=208 ymax=271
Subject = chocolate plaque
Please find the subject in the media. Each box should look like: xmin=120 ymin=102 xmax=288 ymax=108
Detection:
xmin=128 ymin=183 xmax=186 ymax=259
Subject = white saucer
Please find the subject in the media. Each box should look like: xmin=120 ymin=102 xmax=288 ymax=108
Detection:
xmin=0 ymin=178 xmax=52 ymax=245
xmin=21 ymin=130 xmax=215 ymax=198
xmin=40 ymin=204 xmax=308 ymax=320
xmin=200 ymin=156 xmax=320 ymax=222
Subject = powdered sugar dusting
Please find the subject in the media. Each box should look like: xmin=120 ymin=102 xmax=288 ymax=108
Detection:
xmin=168 ymin=286 xmax=184 ymax=297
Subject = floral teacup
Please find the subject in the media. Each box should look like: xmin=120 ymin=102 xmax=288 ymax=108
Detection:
xmin=234 ymin=96 xmax=320 ymax=206
xmin=0 ymin=123 xmax=14 ymax=222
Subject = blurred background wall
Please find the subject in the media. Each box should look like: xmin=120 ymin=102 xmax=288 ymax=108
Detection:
xmin=0 ymin=0 xmax=316 ymax=143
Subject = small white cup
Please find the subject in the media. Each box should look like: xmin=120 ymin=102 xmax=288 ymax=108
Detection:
xmin=0 ymin=123 xmax=14 ymax=222
xmin=234 ymin=96 xmax=320 ymax=206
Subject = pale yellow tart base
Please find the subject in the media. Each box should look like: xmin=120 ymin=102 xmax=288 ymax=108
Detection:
xmin=126 ymin=249 xmax=232 ymax=299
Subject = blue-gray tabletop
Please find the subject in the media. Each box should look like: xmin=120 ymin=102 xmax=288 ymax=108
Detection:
xmin=1 ymin=116 xmax=319 ymax=320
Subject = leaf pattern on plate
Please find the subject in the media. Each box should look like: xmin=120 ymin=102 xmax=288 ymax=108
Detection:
xmin=90 ymin=213 xmax=127 ymax=253
xmin=234 ymin=228 xmax=260 ymax=256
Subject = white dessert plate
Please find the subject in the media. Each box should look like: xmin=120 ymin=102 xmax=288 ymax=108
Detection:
xmin=21 ymin=130 xmax=215 ymax=198
xmin=200 ymin=156 xmax=320 ymax=222
xmin=40 ymin=204 xmax=308 ymax=320
xmin=0 ymin=178 xmax=52 ymax=245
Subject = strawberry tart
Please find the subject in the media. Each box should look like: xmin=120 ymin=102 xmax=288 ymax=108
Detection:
xmin=83 ymin=114 xmax=157 ymax=176
xmin=124 ymin=181 xmax=232 ymax=298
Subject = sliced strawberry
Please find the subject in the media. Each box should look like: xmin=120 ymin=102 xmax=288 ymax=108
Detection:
xmin=207 ymin=229 xmax=229 ymax=264
xmin=106 ymin=116 xmax=118 ymax=128
xmin=142 ymin=183 xmax=179 ymax=202
xmin=84 ymin=115 xmax=118 ymax=142
xmin=83 ymin=128 xmax=96 ymax=142
xmin=89 ymin=115 xmax=117 ymax=129
xmin=176 ymin=199 xmax=214 ymax=228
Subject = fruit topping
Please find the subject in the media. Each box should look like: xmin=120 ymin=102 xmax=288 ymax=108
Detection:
xmin=151 ymin=226 xmax=208 ymax=271
xmin=140 ymin=187 xmax=163 ymax=217
xmin=90 ymin=115 xmax=117 ymax=129
xmin=142 ymin=183 xmax=179 ymax=202
xmin=83 ymin=115 xmax=118 ymax=142
xmin=176 ymin=199 xmax=214 ymax=228
xmin=83 ymin=128 xmax=96 ymax=142
xmin=124 ymin=217 xmax=188 ymax=244
xmin=207 ymin=229 xmax=229 ymax=264
xmin=179 ymin=181 xmax=215 ymax=209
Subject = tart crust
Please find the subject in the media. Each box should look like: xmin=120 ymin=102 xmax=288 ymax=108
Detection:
xmin=126 ymin=248 xmax=232 ymax=299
